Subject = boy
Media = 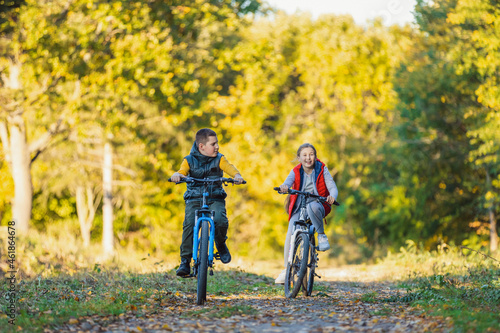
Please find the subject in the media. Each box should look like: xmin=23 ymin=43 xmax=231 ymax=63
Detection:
xmin=170 ymin=128 xmax=244 ymax=277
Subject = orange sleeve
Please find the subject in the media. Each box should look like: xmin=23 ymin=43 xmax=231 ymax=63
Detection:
xmin=220 ymin=156 xmax=241 ymax=178
xmin=177 ymin=158 xmax=190 ymax=176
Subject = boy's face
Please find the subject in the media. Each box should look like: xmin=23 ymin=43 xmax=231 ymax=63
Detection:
xmin=199 ymin=135 xmax=219 ymax=157
xmin=298 ymin=147 xmax=316 ymax=169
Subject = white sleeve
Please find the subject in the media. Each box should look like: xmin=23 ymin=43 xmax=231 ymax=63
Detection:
xmin=323 ymin=166 xmax=338 ymax=199
xmin=282 ymin=170 xmax=295 ymax=188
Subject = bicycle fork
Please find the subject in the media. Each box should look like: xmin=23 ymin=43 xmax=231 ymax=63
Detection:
xmin=287 ymin=228 xmax=306 ymax=264
xmin=193 ymin=210 xmax=216 ymax=274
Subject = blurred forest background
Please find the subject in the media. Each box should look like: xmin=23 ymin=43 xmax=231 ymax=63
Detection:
xmin=1 ymin=0 xmax=499 ymax=273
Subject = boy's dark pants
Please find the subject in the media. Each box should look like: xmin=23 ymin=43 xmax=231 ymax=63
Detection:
xmin=180 ymin=199 xmax=228 ymax=260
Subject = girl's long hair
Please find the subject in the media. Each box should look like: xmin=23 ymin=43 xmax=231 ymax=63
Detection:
xmin=284 ymin=195 xmax=290 ymax=214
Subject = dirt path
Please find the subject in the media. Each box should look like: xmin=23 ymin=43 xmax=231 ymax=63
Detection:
xmin=58 ymin=265 xmax=452 ymax=333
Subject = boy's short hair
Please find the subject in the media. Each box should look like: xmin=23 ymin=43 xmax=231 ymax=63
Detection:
xmin=195 ymin=128 xmax=217 ymax=146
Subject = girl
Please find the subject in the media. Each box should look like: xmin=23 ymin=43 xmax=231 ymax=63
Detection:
xmin=275 ymin=143 xmax=338 ymax=284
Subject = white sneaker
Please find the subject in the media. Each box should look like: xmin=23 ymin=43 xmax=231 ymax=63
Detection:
xmin=275 ymin=269 xmax=286 ymax=284
xmin=318 ymin=234 xmax=330 ymax=251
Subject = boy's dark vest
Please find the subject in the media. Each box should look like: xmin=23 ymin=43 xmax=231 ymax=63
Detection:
xmin=183 ymin=153 xmax=227 ymax=201
xmin=288 ymin=159 xmax=331 ymax=220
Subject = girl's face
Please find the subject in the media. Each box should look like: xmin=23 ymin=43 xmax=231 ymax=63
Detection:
xmin=298 ymin=147 xmax=316 ymax=170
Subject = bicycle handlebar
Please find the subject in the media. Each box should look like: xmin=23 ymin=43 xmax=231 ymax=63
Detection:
xmin=168 ymin=176 xmax=247 ymax=185
xmin=273 ymin=187 xmax=340 ymax=206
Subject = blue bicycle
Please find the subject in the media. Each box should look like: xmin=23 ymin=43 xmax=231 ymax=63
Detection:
xmin=169 ymin=176 xmax=246 ymax=305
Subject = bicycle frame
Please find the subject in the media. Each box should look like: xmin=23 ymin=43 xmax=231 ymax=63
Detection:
xmin=288 ymin=214 xmax=314 ymax=264
xmin=192 ymin=191 xmax=216 ymax=270
xmin=169 ymin=176 xmax=246 ymax=273
xmin=287 ymin=196 xmax=313 ymax=264
xmin=169 ymin=176 xmax=246 ymax=305
xmin=274 ymin=186 xmax=339 ymax=298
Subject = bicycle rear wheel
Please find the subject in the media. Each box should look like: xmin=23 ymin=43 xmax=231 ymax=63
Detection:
xmin=196 ymin=222 xmax=209 ymax=305
xmin=285 ymin=233 xmax=309 ymax=298
xmin=305 ymin=235 xmax=317 ymax=296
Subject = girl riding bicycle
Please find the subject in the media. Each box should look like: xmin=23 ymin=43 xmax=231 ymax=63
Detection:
xmin=275 ymin=143 xmax=338 ymax=284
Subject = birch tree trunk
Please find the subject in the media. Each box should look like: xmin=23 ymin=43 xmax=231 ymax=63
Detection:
xmin=102 ymin=142 xmax=114 ymax=255
xmin=486 ymin=172 xmax=499 ymax=252
xmin=9 ymin=117 xmax=32 ymax=234
xmin=76 ymin=185 xmax=100 ymax=247
xmin=1 ymin=61 xmax=32 ymax=233
xmin=489 ymin=208 xmax=498 ymax=253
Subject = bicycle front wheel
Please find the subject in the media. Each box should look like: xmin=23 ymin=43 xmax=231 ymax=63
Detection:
xmin=285 ymin=232 xmax=309 ymax=298
xmin=196 ymin=221 xmax=209 ymax=305
xmin=305 ymin=235 xmax=317 ymax=296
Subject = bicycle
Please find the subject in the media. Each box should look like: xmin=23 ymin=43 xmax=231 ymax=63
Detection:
xmin=274 ymin=187 xmax=339 ymax=298
xmin=169 ymin=176 xmax=246 ymax=305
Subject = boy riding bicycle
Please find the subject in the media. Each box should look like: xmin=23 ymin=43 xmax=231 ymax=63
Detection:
xmin=170 ymin=128 xmax=244 ymax=277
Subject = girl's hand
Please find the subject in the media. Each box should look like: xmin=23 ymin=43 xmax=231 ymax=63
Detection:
xmin=326 ymin=196 xmax=336 ymax=205
xmin=279 ymin=185 xmax=289 ymax=193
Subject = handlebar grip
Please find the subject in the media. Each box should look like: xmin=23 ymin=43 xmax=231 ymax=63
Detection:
xmin=242 ymin=180 xmax=247 ymax=184
xmin=168 ymin=178 xmax=173 ymax=182
xmin=333 ymin=201 xmax=340 ymax=206
xmin=273 ymin=187 xmax=280 ymax=191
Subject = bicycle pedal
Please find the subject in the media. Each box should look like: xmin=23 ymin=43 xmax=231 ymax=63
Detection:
xmin=181 ymin=274 xmax=195 ymax=279
xmin=209 ymin=269 xmax=214 ymax=276
xmin=214 ymin=252 xmax=221 ymax=260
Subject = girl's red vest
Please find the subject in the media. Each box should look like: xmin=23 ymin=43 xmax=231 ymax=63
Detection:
xmin=288 ymin=160 xmax=332 ymax=220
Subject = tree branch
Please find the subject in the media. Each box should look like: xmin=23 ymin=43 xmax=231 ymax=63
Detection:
xmin=29 ymin=118 xmax=69 ymax=163
xmin=459 ymin=245 xmax=500 ymax=264
xmin=0 ymin=120 xmax=11 ymax=167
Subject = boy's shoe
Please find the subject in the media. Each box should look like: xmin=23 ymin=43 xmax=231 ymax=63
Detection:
xmin=318 ymin=234 xmax=331 ymax=252
xmin=176 ymin=258 xmax=191 ymax=277
xmin=275 ymin=269 xmax=286 ymax=284
xmin=216 ymin=242 xmax=231 ymax=264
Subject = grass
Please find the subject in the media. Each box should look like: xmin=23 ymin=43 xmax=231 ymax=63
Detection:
xmin=393 ymin=267 xmax=500 ymax=332
xmin=377 ymin=243 xmax=500 ymax=332
xmin=1 ymin=229 xmax=500 ymax=332
xmin=0 ymin=266 xmax=280 ymax=332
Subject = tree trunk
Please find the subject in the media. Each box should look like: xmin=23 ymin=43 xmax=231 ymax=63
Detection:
xmin=486 ymin=172 xmax=499 ymax=252
xmin=76 ymin=185 xmax=100 ymax=247
xmin=102 ymin=142 xmax=114 ymax=255
xmin=9 ymin=115 xmax=32 ymax=234
xmin=489 ymin=208 xmax=498 ymax=253
xmin=76 ymin=186 xmax=90 ymax=247
xmin=1 ymin=61 xmax=32 ymax=233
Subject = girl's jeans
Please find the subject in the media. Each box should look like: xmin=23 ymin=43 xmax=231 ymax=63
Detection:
xmin=283 ymin=201 xmax=325 ymax=268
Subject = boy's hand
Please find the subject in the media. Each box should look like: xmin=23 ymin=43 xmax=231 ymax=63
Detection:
xmin=170 ymin=172 xmax=185 ymax=183
xmin=234 ymin=174 xmax=244 ymax=184
xmin=326 ymin=196 xmax=336 ymax=205
xmin=279 ymin=185 xmax=289 ymax=193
